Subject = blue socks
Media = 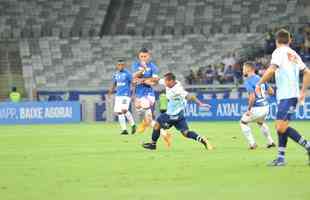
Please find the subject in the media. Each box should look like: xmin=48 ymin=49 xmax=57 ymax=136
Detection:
xmin=277 ymin=127 xmax=310 ymax=160
xmin=286 ymin=127 xmax=310 ymax=151
xmin=151 ymin=129 xmax=160 ymax=143
xmin=277 ymin=131 xmax=288 ymax=160
xmin=186 ymin=131 xmax=204 ymax=143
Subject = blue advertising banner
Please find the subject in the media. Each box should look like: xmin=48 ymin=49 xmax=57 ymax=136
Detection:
xmin=0 ymin=101 xmax=81 ymax=125
xmin=185 ymin=97 xmax=310 ymax=121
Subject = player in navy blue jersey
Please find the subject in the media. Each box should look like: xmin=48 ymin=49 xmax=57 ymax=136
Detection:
xmin=109 ymin=60 xmax=136 ymax=135
xmin=240 ymin=62 xmax=275 ymax=149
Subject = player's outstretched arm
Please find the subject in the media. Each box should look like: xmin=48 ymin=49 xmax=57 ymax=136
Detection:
xmin=256 ymin=64 xmax=277 ymax=94
xmin=142 ymin=77 xmax=160 ymax=86
xmin=300 ymin=68 xmax=310 ymax=103
xmin=108 ymin=83 xmax=116 ymax=97
xmin=186 ymin=95 xmax=211 ymax=109
xmin=258 ymin=64 xmax=277 ymax=84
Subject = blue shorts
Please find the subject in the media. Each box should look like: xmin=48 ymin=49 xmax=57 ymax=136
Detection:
xmin=157 ymin=112 xmax=189 ymax=133
xmin=276 ymin=98 xmax=298 ymax=121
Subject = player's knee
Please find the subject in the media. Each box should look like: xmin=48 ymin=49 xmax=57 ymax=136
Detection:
xmin=181 ymin=130 xmax=188 ymax=137
xmin=154 ymin=122 xmax=161 ymax=130
xmin=256 ymin=122 xmax=263 ymax=126
xmin=276 ymin=122 xmax=288 ymax=134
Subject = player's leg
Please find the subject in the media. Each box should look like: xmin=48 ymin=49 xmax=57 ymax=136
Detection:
xmin=255 ymin=106 xmax=275 ymax=148
xmin=269 ymin=98 xmax=310 ymax=166
xmin=176 ymin=117 xmax=213 ymax=150
xmin=142 ymin=113 xmax=169 ymax=150
xmin=257 ymin=121 xmax=275 ymax=148
xmin=136 ymin=97 xmax=153 ymax=133
xmin=122 ymin=97 xmax=136 ymax=134
xmin=240 ymin=113 xmax=257 ymax=149
xmin=114 ymin=97 xmax=128 ymax=135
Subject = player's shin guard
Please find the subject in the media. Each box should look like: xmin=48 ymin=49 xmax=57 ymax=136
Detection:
xmin=118 ymin=114 xmax=127 ymax=131
xmin=286 ymin=127 xmax=310 ymax=152
xmin=259 ymin=123 xmax=274 ymax=145
xmin=240 ymin=122 xmax=256 ymax=147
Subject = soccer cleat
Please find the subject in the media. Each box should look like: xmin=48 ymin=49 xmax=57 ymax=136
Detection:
xmin=162 ymin=132 xmax=172 ymax=148
xmin=308 ymin=151 xmax=310 ymax=166
xmin=131 ymin=125 xmax=137 ymax=134
xmin=267 ymin=143 xmax=276 ymax=148
xmin=137 ymin=119 xmax=149 ymax=133
xmin=201 ymin=138 xmax=214 ymax=150
xmin=142 ymin=142 xmax=156 ymax=150
xmin=268 ymin=158 xmax=286 ymax=167
xmin=121 ymin=130 xmax=129 ymax=135
xmin=249 ymin=144 xmax=258 ymax=150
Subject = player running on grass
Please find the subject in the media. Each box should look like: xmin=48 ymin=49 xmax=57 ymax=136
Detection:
xmin=108 ymin=60 xmax=136 ymax=135
xmin=142 ymin=72 xmax=213 ymax=150
xmin=240 ymin=62 xmax=276 ymax=149
xmin=256 ymin=29 xmax=310 ymax=166
xmin=131 ymin=48 xmax=172 ymax=147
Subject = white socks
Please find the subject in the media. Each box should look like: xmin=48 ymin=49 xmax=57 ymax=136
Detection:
xmin=259 ymin=123 xmax=274 ymax=145
xmin=118 ymin=114 xmax=127 ymax=131
xmin=240 ymin=122 xmax=256 ymax=146
xmin=125 ymin=111 xmax=135 ymax=126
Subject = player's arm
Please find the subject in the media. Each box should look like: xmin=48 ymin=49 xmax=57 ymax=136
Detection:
xmin=247 ymin=92 xmax=256 ymax=112
xmin=108 ymin=82 xmax=116 ymax=97
xmin=300 ymin=67 xmax=310 ymax=103
xmin=186 ymin=94 xmax=211 ymax=109
xmin=141 ymin=76 xmax=160 ymax=86
xmin=255 ymin=64 xmax=277 ymax=94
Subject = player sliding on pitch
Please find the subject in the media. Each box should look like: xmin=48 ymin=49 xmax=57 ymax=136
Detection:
xmin=142 ymin=72 xmax=213 ymax=150
xmin=256 ymin=29 xmax=310 ymax=166
xmin=240 ymin=62 xmax=275 ymax=149
xmin=108 ymin=60 xmax=136 ymax=135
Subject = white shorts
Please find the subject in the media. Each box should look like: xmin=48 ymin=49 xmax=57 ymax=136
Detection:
xmin=241 ymin=106 xmax=269 ymax=123
xmin=114 ymin=96 xmax=131 ymax=113
xmin=135 ymin=95 xmax=156 ymax=109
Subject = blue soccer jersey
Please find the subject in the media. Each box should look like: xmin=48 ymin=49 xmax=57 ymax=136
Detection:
xmin=112 ymin=69 xmax=132 ymax=97
xmin=131 ymin=60 xmax=159 ymax=98
xmin=244 ymin=74 xmax=269 ymax=107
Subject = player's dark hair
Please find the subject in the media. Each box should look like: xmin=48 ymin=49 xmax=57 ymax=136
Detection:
xmin=164 ymin=72 xmax=176 ymax=81
xmin=117 ymin=59 xmax=125 ymax=64
xmin=11 ymin=86 xmax=17 ymax=92
xmin=139 ymin=47 xmax=149 ymax=53
xmin=243 ymin=61 xmax=255 ymax=70
xmin=276 ymin=29 xmax=291 ymax=44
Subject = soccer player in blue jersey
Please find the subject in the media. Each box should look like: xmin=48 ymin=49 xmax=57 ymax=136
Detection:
xmin=109 ymin=60 xmax=136 ymax=135
xmin=240 ymin=62 xmax=275 ymax=149
xmin=132 ymin=48 xmax=172 ymax=146
xmin=142 ymin=72 xmax=213 ymax=150
xmin=256 ymin=29 xmax=310 ymax=166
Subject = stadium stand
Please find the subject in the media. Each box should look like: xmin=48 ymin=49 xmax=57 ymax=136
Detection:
xmin=0 ymin=0 xmax=110 ymax=39
xmin=20 ymin=33 xmax=264 ymax=91
xmin=121 ymin=0 xmax=310 ymax=36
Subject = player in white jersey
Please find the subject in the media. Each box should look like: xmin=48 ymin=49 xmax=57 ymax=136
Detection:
xmin=240 ymin=62 xmax=275 ymax=149
xmin=256 ymin=29 xmax=310 ymax=166
xmin=142 ymin=72 xmax=213 ymax=150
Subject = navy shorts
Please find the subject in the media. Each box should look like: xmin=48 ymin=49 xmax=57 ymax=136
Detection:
xmin=276 ymin=98 xmax=298 ymax=121
xmin=157 ymin=112 xmax=189 ymax=133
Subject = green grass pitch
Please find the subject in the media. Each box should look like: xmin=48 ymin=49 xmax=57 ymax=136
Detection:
xmin=0 ymin=121 xmax=309 ymax=200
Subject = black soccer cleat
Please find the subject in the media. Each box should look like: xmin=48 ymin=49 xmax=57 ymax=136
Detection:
xmin=201 ymin=138 xmax=214 ymax=150
xmin=142 ymin=142 xmax=156 ymax=150
xmin=131 ymin=125 xmax=137 ymax=135
xmin=267 ymin=143 xmax=276 ymax=148
xmin=121 ymin=130 xmax=129 ymax=135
